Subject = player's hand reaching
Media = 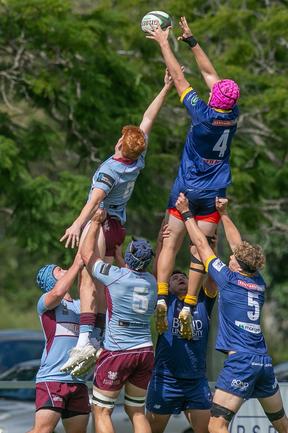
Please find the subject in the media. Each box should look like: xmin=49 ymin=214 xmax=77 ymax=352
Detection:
xmin=176 ymin=192 xmax=190 ymax=214
xmin=164 ymin=68 xmax=173 ymax=89
xmin=146 ymin=23 xmax=171 ymax=46
xmin=215 ymin=197 xmax=228 ymax=215
xmin=60 ymin=222 xmax=82 ymax=249
xmin=178 ymin=16 xmax=193 ymax=41
xmin=91 ymin=208 xmax=107 ymax=224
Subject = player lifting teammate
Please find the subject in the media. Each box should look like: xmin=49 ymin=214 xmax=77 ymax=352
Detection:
xmin=147 ymin=17 xmax=240 ymax=339
xmin=175 ymin=193 xmax=288 ymax=433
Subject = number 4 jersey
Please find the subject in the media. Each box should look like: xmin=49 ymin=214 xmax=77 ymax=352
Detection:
xmin=92 ymin=259 xmax=157 ymax=351
xmin=205 ymin=256 xmax=267 ymax=355
xmin=175 ymin=87 xmax=239 ymax=192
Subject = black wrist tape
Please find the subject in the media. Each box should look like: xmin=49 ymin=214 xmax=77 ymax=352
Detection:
xmin=181 ymin=210 xmax=193 ymax=221
xmin=182 ymin=36 xmax=198 ymax=48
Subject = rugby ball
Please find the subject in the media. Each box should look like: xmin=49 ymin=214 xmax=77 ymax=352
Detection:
xmin=141 ymin=11 xmax=172 ymax=33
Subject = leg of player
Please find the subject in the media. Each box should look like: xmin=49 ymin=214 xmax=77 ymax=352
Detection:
xmin=93 ymin=387 xmax=121 ymax=433
xmin=208 ymin=389 xmax=243 ymax=433
xmin=62 ymin=414 xmax=89 ymax=433
xmin=124 ymin=382 xmax=152 ymax=433
xmin=26 ymin=409 xmax=61 ymax=433
xmin=185 ymin=409 xmax=210 ymax=433
xmin=61 ymin=224 xmax=106 ymax=373
xmin=156 ymin=213 xmax=186 ymax=334
xmin=179 ymin=219 xmax=217 ymax=340
xmin=258 ymin=391 xmax=288 ymax=433
xmin=146 ymin=412 xmax=171 ymax=433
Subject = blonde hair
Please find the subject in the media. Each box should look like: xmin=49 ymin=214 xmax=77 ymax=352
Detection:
xmin=234 ymin=241 xmax=265 ymax=272
xmin=121 ymin=125 xmax=146 ymax=160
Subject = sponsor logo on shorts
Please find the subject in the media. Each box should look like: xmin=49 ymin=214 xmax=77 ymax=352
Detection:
xmin=235 ymin=320 xmax=261 ymax=334
xmin=153 ymin=404 xmax=161 ymax=409
xmin=231 ymin=379 xmax=249 ymax=391
xmin=52 ymin=395 xmax=63 ymax=402
xmin=212 ymin=258 xmax=226 ymax=272
xmin=108 ymin=371 xmax=118 ymax=381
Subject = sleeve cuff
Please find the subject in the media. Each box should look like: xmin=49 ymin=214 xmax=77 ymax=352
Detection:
xmin=180 ymin=86 xmax=193 ymax=103
xmin=204 ymin=255 xmax=217 ymax=273
xmin=204 ymin=287 xmax=218 ymax=298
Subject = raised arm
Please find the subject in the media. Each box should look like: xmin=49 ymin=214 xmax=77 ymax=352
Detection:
xmin=216 ymin=197 xmax=242 ymax=251
xmin=175 ymin=193 xmax=214 ymax=264
xmin=178 ymin=16 xmax=219 ymax=90
xmin=146 ymin=26 xmax=190 ymax=97
xmin=80 ymin=208 xmax=107 ymax=275
xmin=139 ymin=69 xmax=173 ymax=136
xmin=44 ymin=254 xmax=84 ymax=310
xmin=60 ymin=188 xmax=106 ymax=249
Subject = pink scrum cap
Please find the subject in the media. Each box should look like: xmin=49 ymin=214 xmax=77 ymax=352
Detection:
xmin=209 ymin=79 xmax=240 ymax=110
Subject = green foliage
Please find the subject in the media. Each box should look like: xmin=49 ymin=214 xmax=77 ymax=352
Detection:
xmin=0 ymin=0 xmax=287 ymax=356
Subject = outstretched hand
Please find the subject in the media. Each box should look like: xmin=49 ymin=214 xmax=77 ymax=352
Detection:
xmin=178 ymin=16 xmax=193 ymax=41
xmin=146 ymin=23 xmax=171 ymax=46
xmin=175 ymin=192 xmax=190 ymax=214
xmin=60 ymin=223 xmax=81 ymax=249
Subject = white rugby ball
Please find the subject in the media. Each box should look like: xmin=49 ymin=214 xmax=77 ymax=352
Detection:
xmin=141 ymin=11 xmax=172 ymax=33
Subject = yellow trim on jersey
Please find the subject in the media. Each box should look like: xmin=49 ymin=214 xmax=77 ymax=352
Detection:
xmin=180 ymin=86 xmax=193 ymax=103
xmin=184 ymin=294 xmax=197 ymax=306
xmin=204 ymin=255 xmax=217 ymax=273
xmin=213 ymin=108 xmax=232 ymax=113
xmin=204 ymin=287 xmax=218 ymax=298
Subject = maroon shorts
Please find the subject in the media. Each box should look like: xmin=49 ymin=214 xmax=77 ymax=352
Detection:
xmin=35 ymin=382 xmax=90 ymax=417
xmin=94 ymin=346 xmax=154 ymax=391
xmin=102 ymin=215 xmax=126 ymax=257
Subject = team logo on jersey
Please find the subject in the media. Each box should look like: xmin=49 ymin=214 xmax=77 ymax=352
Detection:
xmin=231 ymin=379 xmax=249 ymax=391
xmin=212 ymin=258 xmax=225 ymax=272
xmin=189 ymin=94 xmax=199 ymax=106
xmin=97 ymin=172 xmax=115 ymax=189
xmin=100 ymin=263 xmax=111 ymax=275
xmin=107 ymin=371 xmax=118 ymax=381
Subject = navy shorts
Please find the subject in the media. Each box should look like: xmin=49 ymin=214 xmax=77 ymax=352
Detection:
xmin=168 ymin=177 xmax=226 ymax=217
xmin=146 ymin=373 xmax=212 ymax=415
xmin=216 ymin=352 xmax=279 ymax=400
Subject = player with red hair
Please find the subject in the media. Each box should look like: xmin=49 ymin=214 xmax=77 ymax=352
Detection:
xmin=60 ymin=70 xmax=174 ymax=374
xmin=147 ymin=17 xmax=240 ymax=339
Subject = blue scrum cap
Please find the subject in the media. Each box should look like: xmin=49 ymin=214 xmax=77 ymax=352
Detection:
xmin=124 ymin=239 xmax=154 ymax=272
xmin=36 ymin=264 xmax=58 ymax=293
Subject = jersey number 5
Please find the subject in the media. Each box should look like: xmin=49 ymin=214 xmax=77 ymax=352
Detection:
xmin=213 ymin=129 xmax=230 ymax=157
xmin=132 ymin=287 xmax=149 ymax=314
xmin=247 ymin=292 xmax=260 ymax=321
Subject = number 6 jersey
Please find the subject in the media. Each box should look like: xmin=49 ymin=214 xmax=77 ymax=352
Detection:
xmin=205 ymin=256 xmax=267 ymax=355
xmin=92 ymin=259 xmax=157 ymax=351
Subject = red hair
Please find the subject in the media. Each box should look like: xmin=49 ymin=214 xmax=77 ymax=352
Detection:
xmin=121 ymin=125 xmax=146 ymax=160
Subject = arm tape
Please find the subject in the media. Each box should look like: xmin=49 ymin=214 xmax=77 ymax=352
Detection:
xmin=265 ymin=407 xmax=285 ymax=422
xmin=211 ymin=403 xmax=235 ymax=422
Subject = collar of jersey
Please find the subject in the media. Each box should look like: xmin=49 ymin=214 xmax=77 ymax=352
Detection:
xmin=113 ymin=156 xmax=135 ymax=165
xmin=213 ymin=108 xmax=232 ymax=113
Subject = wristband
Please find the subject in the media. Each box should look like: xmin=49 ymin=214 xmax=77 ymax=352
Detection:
xmin=181 ymin=210 xmax=193 ymax=221
xmin=182 ymin=36 xmax=198 ymax=48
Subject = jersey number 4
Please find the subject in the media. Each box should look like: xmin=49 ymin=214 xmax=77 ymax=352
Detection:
xmin=213 ymin=129 xmax=230 ymax=157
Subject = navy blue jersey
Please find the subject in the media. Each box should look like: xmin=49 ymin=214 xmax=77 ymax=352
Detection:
xmin=206 ymin=256 xmax=267 ymax=355
xmin=154 ymin=290 xmax=216 ymax=379
xmin=176 ymin=88 xmax=239 ymax=191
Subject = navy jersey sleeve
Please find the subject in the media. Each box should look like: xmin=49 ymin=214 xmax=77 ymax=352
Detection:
xmin=92 ymin=259 xmax=128 ymax=288
xmin=180 ymin=87 xmax=208 ymax=124
xmin=205 ymin=256 xmax=233 ymax=291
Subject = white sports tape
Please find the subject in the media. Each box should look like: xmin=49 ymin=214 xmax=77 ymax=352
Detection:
xmin=124 ymin=393 xmax=146 ymax=407
xmin=92 ymin=389 xmax=115 ymax=409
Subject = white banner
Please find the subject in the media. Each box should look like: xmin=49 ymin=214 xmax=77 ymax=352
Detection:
xmin=229 ymin=384 xmax=288 ymax=433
